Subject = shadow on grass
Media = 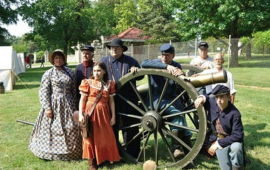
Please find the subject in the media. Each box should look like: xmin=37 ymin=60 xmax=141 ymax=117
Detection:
xmin=236 ymin=55 xmax=270 ymax=68
xmin=15 ymin=84 xmax=40 ymax=90
xmin=243 ymin=123 xmax=270 ymax=170
xmin=237 ymin=61 xmax=270 ymax=68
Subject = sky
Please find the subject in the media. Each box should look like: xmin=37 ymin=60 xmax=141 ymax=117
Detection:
xmin=3 ymin=16 xmax=32 ymax=37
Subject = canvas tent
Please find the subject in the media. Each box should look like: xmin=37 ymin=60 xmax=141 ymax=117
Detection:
xmin=0 ymin=46 xmax=25 ymax=91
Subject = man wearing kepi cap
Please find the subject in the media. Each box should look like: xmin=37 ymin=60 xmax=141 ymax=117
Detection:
xmin=141 ymin=44 xmax=195 ymax=168
xmin=75 ymin=45 xmax=95 ymax=107
xmin=194 ymin=85 xmax=244 ymax=170
xmin=187 ymin=42 xmax=214 ymax=76
xmin=100 ymin=38 xmax=143 ymax=158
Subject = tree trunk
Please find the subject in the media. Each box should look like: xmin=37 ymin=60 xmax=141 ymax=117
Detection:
xmin=229 ymin=39 xmax=239 ymax=67
xmin=64 ymin=41 xmax=68 ymax=59
xmin=64 ymin=28 xmax=69 ymax=59
xmin=246 ymin=42 xmax=252 ymax=59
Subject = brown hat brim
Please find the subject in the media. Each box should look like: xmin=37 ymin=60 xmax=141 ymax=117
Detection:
xmin=49 ymin=50 xmax=67 ymax=65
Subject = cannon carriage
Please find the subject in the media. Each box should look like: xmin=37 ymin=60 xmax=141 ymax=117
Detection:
xmin=115 ymin=64 xmax=227 ymax=169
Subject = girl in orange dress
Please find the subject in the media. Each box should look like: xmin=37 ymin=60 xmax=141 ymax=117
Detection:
xmin=79 ymin=61 xmax=120 ymax=170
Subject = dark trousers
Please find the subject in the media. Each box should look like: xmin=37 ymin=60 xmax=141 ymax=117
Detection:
xmin=113 ymin=94 xmax=141 ymax=158
xmin=113 ymin=114 xmax=140 ymax=158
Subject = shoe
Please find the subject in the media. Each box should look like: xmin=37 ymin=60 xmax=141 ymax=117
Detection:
xmin=89 ymin=158 xmax=97 ymax=170
xmin=174 ymin=149 xmax=184 ymax=158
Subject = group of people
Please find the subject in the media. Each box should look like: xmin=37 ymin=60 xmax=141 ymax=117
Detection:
xmin=29 ymin=38 xmax=245 ymax=170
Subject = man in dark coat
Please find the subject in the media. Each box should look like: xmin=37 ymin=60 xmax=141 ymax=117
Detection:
xmin=195 ymin=85 xmax=244 ymax=170
xmin=75 ymin=45 xmax=94 ymax=107
xmin=100 ymin=38 xmax=143 ymax=157
xmin=141 ymin=44 xmax=194 ymax=168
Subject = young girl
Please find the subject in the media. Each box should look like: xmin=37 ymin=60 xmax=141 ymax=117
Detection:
xmin=79 ymin=61 xmax=120 ymax=170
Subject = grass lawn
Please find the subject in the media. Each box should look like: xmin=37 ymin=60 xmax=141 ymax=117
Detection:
xmin=0 ymin=55 xmax=270 ymax=170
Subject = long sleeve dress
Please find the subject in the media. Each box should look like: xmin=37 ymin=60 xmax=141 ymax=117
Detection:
xmin=79 ymin=79 xmax=120 ymax=165
xmin=29 ymin=66 xmax=82 ymax=160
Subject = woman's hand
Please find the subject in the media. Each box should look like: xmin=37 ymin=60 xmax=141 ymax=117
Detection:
xmin=46 ymin=109 xmax=53 ymax=119
xmin=79 ymin=112 xmax=84 ymax=123
xmin=110 ymin=116 xmax=116 ymax=126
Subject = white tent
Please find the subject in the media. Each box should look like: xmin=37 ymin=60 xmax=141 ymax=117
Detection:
xmin=0 ymin=46 xmax=25 ymax=91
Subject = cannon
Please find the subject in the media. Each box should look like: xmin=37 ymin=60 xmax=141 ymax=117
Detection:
xmin=115 ymin=65 xmax=227 ymax=169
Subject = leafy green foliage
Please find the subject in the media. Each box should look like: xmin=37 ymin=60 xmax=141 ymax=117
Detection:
xmin=114 ymin=0 xmax=137 ymax=33
xmin=12 ymin=36 xmax=28 ymax=53
xmin=136 ymin=0 xmax=181 ymax=43
xmin=0 ymin=0 xmax=23 ymax=45
xmin=172 ymin=0 xmax=270 ymax=66
xmin=252 ymin=30 xmax=270 ymax=48
xmin=175 ymin=0 xmax=270 ymax=40
xmin=36 ymin=50 xmax=44 ymax=61
xmin=19 ymin=0 xmax=95 ymax=55
xmin=90 ymin=1 xmax=118 ymax=38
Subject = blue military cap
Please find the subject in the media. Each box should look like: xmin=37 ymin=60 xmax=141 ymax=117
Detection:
xmin=81 ymin=45 xmax=94 ymax=52
xmin=212 ymin=85 xmax=230 ymax=96
xmin=160 ymin=44 xmax=175 ymax=54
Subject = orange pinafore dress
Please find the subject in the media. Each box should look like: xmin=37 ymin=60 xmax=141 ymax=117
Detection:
xmin=79 ymin=79 xmax=120 ymax=165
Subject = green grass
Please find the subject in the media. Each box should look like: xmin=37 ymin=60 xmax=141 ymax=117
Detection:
xmin=1 ymin=55 xmax=270 ymax=169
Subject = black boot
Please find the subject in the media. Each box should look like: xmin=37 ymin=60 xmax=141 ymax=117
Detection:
xmin=181 ymin=135 xmax=196 ymax=169
xmin=181 ymin=135 xmax=192 ymax=155
xmin=171 ymin=130 xmax=184 ymax=158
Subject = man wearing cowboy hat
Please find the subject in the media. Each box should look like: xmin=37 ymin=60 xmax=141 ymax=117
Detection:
xmin=100 ymin=38 xmax=142 ymax=157
xmin=194 ymin=85 xmax=244 ymax=170
xmin=75 ymin=45 xmax=95 ymax=107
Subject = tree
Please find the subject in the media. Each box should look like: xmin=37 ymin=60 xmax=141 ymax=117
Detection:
xmin=136 ymin=0 xmax=181 ymax=43
xmin=114 ymin=0 xmax=137 ymax=33
xmin=252 ymin=30 xmax=270 ymax=54
xmin=0 ymin=0 xmax=21 ymax=45
xmin=20 ymin=0 xmax=95 ymax=55
xmin=173 ymin=0 xmax=270 ymax=66
xmin=12 ymin=36 xmax=28 ymax=53
xmin=90 ymin=0 xmax=119 ymax=39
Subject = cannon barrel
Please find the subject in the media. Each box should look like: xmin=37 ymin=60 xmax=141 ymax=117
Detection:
xmin=184 ymin=69 xmax=227 ymax=88
xmin=136 ymin=70 xmax=227 ymax=94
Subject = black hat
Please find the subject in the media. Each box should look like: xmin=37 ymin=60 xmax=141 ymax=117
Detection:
xmin=106 ymin=38 xmax=128 ymax=52
xmin=212 ymin=85 xmax=230 ymax=96
xmin=198 ymin=42 xmax=209 ymax=49
xmin=160 ymin=44 xmax=175 ymax=54
xmin=81 ymin=45 xmax=94 ymax=52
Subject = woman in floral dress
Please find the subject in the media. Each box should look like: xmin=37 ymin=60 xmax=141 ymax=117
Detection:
xmin=79 ymin=61 xmax=120 ymax=170
xmin=29 ymin=50 xmax=82 ymax=160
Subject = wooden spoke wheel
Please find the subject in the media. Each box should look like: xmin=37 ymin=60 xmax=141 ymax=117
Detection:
xmin=115 ymin=68 xmax=207 ymax=169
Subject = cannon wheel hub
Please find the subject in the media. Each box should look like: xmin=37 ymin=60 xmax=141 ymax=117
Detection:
xmin=142 ymin=111 xmax=162 ymax=132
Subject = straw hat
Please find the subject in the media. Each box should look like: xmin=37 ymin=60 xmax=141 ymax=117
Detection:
xmin=48 ymin=49 xmax=67 ymax=65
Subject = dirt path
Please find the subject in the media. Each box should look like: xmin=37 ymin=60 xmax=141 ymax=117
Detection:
xmin=236 ymin=84 xmax=270 ymax=90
